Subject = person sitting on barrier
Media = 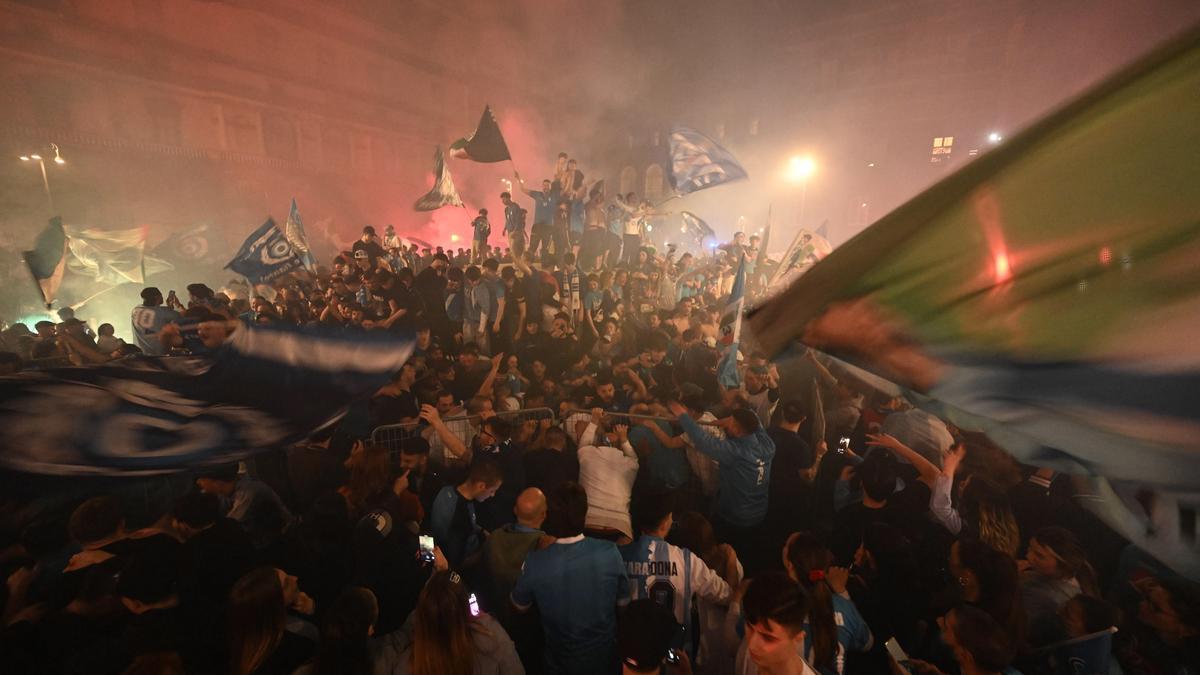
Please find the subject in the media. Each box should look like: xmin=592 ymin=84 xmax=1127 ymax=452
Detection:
xmin=430 ymin=456 xmax=504 ymax=571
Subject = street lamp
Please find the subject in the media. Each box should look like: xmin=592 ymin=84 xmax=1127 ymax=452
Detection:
xmin=987 ymin=131 xmax=1003 ymax=144
xmin=18 ymin=143 xmax=65 ymax=214
xmin=786 ymin=155 xmax=816 ymax=226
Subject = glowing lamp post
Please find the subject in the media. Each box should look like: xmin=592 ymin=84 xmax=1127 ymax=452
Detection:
xmin=786 ymin=155 xmax=816 ymax=226
xmin=18 ymin=143 xmax=65 ymax=214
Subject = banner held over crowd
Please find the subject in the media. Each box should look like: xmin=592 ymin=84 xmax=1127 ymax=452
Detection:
xmin=0 ymin=323 xmax=413 ymax=476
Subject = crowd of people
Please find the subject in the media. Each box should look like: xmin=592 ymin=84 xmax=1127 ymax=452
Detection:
xmin=0 ymin=155 xmax=1197 ymax=675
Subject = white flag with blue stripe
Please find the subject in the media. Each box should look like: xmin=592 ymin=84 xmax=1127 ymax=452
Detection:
xmin=718 ymin=255 xmax=747 ymax=388
xmin=284 ymin=199 xmax=317 ymax=270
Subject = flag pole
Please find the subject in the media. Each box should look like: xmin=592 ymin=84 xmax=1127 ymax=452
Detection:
xmin=653 ymin=193 xmax=680 ymax=210
xmin=70 ymin=283 xmax=124 ymax=312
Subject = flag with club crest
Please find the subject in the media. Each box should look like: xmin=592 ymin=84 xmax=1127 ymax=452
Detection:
xmin=0 ymin=322 xmax=413 ymax=475
xmin=414 ymin=146 xmax=466 ymax=211
xmin=668 ymin=127 xmax=748 ymax=196
xmin=153 ymin=225 xmax=212 ymax=262
xmin=284 ymin=199 xmax=317 ymax=270
xmin=449 ymin=105 xmax=511 ymax=163
xmin=225 ymin=218 xmax=305 ymax=285
xmin=24 ymin=216 xmax=68 ymax=307
xmin=748 ymin=25 xmax=1200 ymax=578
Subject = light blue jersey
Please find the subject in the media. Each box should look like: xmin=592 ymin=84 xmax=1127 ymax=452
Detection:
xmin=130 ymin=305 xmax=180 ymax=355
xmin=802 ymin=593 xmax=873 ymax=675
xmin=620 ymin=535 xmax=732 ymax=650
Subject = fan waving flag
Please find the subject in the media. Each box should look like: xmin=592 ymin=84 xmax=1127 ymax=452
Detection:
xmin=668 ymin=127 xmax=748 ymax=196
xmin=285 ymin=199 xmax=317 ymax=270
xmin=225 ymin=218 xmax=305 ymax=284
xmin=0 ymin=323 xmax=413 ymax=476
xmin=748 ymin=26 xmax=1200 ymax=577
xmin=449 ymin=105 xmax=511 ymax=163
xmin=24 ymin=216 xmax=68 ymax=307
xmin=717 ymin=255 xmax=747 ymax=388
xmin=414 ymin=146 xmax=466 ymax=211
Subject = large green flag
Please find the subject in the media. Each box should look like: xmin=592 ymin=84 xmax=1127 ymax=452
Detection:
xmin=749 ymin=25 xmax=1200 ymax=577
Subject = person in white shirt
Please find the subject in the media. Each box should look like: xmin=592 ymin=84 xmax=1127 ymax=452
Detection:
xmin=577 ymin=408 xmax=639 ymax=540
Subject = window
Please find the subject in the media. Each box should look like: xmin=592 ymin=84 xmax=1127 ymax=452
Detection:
xmin=262 ymin=113 xmax=298 ymax=161
xmin=644 ymin=164 xmax=665 ymax=202
xmin=619 ymin=166 xmax=638 ymax=196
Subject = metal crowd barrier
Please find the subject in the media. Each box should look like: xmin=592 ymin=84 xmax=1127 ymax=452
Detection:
xmin=564 ymin=409 xmax=724 ymax=433
xmin=370 ymin=407 xmax=557 ymax=458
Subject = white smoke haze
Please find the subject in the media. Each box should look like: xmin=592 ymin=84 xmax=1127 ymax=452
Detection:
xmin=1 ymin=0 xmax=1197 ymax=332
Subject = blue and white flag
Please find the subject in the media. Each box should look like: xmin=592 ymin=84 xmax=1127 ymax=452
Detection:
xmin=225 ymin=218 xmax=305 ymax=284
xmin=717 ymin=255 xmax=747 ymax=388
xmin=680 ymin=211 xmax=715 ymax=243
xmin=668 ymin=127 xmax=748 ymax=196
xmin=0 ymin=323 xmax=412 ymax=476
xmin=284 ymin=199 xmax=317 ymax=270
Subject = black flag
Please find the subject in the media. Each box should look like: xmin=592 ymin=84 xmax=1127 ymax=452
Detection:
xmin=449 ymin=105 xmax=511 ymax=163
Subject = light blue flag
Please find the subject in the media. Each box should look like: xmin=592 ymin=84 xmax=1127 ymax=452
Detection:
xmin=225 ymin=218 xmax=305 ymax=284
xmin=284 ymin=199 xmax=317 ymax=270
xmin=680 ymin=211 xmax=716 ymax=244
xmin=668 ymin=127 xmax=748 ymax=196
xmin=718 ymin=255 xmax=747 ymax=388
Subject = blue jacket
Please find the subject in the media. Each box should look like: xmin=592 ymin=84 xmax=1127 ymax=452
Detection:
xmin=678 ymin=414 xmax=775 ymax=526
xmin=528 ymin=188 xmax=559 ymax=225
